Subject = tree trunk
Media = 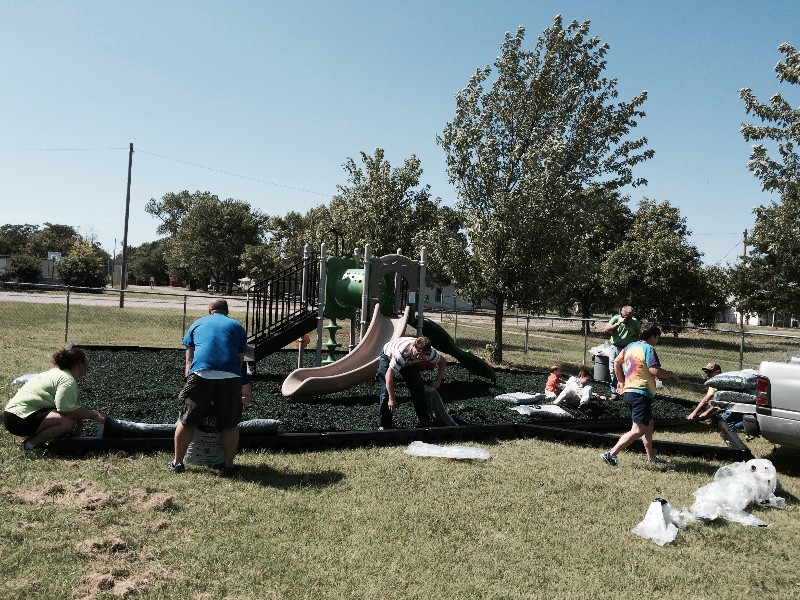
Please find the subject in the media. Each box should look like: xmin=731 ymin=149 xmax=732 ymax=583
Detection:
xmin=493 ymin=296 xmax=505 ymax=364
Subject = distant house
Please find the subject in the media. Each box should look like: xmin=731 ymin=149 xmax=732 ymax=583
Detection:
xmin=420 ymin=281 xmax=494 ymax=312
xmin=720 ymin=304 xmax=797 ymax=328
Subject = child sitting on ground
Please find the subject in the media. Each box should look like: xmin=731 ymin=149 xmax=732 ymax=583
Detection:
xmin=553 ymin=368 xmax=606 ymax=408
xmin=545 ymin=364 xmax=562 ymax=400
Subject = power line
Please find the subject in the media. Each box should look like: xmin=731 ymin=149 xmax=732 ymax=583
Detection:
xmin=136 ymin=148 xmax=332 ymax=198
xmin=0 ymin=145 xmax=333 ymax=199
xmin=714 ymin=239 xmax=745 ymax=266
xmin=0 ymin=147 xmax=128 ymax=151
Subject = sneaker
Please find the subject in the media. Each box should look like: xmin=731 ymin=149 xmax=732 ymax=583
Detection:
xmin=646 ymin=456 xmax=669 ymax=464
xmin=167 ymin=461 xmax=185 ymax=474
xmin=21 ymin=439 xmax=41 ymax=453
xmin=212 ymin=462 xmax=237 ymax=478
xmin=601 ymin=451 xmax=618 ymax=466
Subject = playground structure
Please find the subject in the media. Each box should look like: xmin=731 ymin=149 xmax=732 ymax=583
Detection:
xmin=38 ymin=245 xmax=755 ymax=461
xmin=244 ymin=243 xmax=494 ymax=402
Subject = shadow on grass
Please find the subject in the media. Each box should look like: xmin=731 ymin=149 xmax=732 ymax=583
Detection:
xmin=235 ymin=464 xmax=345 ymax=489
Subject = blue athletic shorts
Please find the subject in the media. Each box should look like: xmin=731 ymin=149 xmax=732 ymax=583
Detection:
xmin=624 ymin=392 xmax=653 ymax=425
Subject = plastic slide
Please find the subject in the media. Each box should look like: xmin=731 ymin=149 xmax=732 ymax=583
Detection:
xmin=422 ymin=318 xmax=496 ymax=381
xmin=281 ymin=304 xmax=410 ymax=398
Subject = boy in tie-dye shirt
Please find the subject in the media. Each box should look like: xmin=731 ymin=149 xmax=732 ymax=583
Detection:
xmin=601 ymin=324 xmax=679 ymax=466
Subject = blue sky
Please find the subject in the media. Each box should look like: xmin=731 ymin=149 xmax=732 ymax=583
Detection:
xmin=1 ymin=1 xmax=798 ymax=266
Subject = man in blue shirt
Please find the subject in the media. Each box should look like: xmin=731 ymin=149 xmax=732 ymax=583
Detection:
xmin=168 ymin=299 xmax=249 ymax=476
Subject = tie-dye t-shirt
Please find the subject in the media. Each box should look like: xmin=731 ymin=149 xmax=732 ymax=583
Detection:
xmin=620 ymin=341 xmax=661 ymax=398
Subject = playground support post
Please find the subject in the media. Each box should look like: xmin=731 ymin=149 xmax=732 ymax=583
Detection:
xmin=298 ymin=244 xmax=311 ymax=368
xmin=349 ymin=247 xmax=360 ymax=351
xmin=315 ymin=243 xmax=327 ymax=367
xmin=394 ymin=248 xmax=402 ymax=316
xmin=418 ymin=247 xmax=427 ymax=334
xmin=360 ymin=244 xmax=371 ymax=339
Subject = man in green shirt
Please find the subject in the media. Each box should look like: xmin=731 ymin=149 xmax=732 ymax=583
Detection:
xmin=601 ymin=305 xmax=641 ymax=396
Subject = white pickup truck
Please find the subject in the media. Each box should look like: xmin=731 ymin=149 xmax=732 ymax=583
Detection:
xmin=741 ymin=358 xmax=800 ymax=449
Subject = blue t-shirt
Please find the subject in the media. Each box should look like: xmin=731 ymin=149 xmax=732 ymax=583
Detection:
xmin=182 ymin=313 xmax=248 ymax=376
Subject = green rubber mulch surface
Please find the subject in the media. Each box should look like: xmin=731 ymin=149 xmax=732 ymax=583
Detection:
xmin=78 ymin=348 xmax=692 ymax=432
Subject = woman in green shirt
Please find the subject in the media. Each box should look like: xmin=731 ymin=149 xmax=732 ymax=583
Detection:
xmin=3 ymin=346 xmax=106 ymax=450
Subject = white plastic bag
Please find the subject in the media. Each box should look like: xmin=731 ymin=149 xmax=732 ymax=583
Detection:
xmin=12 ymin=373 xmax=41 ymax=385
xmin=404 ymin=441 xmax=490 ymax=460
xmin=690 ymin=459 xmax=784 ymax=526
xmin=632 ymin=498 xmax=687 ymax=546
xmin=510 ymin=404 xmax=574 ymax=418
xmin=589 ymin=342 xmax=615 ymax=358
xmin=495 ymin=392 xmax=546 ymax=405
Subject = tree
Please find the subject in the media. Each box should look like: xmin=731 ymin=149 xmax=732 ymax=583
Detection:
xmin=127 ymin=239 xmax=170 ymax=285
xmin=58 ymin=239 xmax=105 ymax=288
xmin=734 ymin=43 xmax=800 ymax=316
xmin=601 ymin=199 xmax=721 ymax=328
xmin=0 ymin=224 xmax=39 ymax=255
xmin=438 ymin=17 xmax=653 ymax=362
xmin=145 ymin=190 xmax=203 ymax=237
xmin=328 ymin=149 xmax=442 ymax=258
xmin=165 ymin=195 xmax=263 ymax=292
xmin=25 ymin=223 xmax=80 ymax=258
xmin=546 ymin=188 xmax=632 ymax=320
xmin=239 ymin=243 xmax=282 ymax=281
xmin=4 ymin=254 xmax=41 ymax=283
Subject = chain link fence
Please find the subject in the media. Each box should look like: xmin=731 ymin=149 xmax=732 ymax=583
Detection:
xmin=426 ymin=295 xmax=800 ymax=401
xmin=4 ymin=282 xmax=799 ymax=402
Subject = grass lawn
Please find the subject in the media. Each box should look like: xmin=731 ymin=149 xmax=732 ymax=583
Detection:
xmin=1 ymin=300 xmax=800 ymax=599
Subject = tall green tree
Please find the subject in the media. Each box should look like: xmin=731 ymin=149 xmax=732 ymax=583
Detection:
xmin=145 ymin=190 xmax=203 ymax=237
xmin=438 ymin=17 xmax=653 ymax=362
xmin=165 ymin=196 xmax=263 ymax=292
xmin=25 ymin=223 xmax=80 ymax=258
xmin=0 ymin=224 xmax=39 ymax=255
xmin=601 ymin=199 xmax=722 ymax=328
xmin=58 ymin=239 xmax=105 ymax=288
xmin=128 ymin=239 xmax=170 ymax=285
xmin=546 ymin=188 xmax=632 ymax=320
xmin=328 ymin=149 xmax=441 ymax=258
xmin=733 ymin=43 xmax=800 ymax=316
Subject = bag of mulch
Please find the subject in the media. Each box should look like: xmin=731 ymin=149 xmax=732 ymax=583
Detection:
xmin=713 ymin=390 xmax=757 ymax=404
xmin=495 ymin=392 xmax=546 ymax=405
xmin=705 ymin=369 xmax=759 ymax=391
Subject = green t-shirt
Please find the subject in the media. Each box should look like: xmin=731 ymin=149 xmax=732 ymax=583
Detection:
xmin=607 ymin=315 xmax=641 ymax=347
xmin=4 ymin=368 xmax=81 ymax=419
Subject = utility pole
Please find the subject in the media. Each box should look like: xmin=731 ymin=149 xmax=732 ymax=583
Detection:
xmin=119 ymin=143 xmax=133 ymax=308
xmin=739 ymin=228 xmax=748 ymax=329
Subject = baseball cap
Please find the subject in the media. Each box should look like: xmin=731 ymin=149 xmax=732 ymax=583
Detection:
xmin=701 ymin=362 xmax=721 ymax=374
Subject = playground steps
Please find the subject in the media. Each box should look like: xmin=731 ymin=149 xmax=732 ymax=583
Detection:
xmin=247 ymin=255 xmax=319 ymax=362
xmin=250 ymin=312 xmax=317 ymax=361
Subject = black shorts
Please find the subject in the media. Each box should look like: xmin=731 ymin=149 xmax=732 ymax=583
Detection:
xmin=624 ymin=392 xmax=653 ymax=425
xmin=178 ymin=374 xmax=242 ymax=428
xmin=3 ymin=408 xmax=52 ymax=437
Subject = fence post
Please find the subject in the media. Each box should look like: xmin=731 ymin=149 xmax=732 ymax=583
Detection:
xmin=453 ymin=305 xmax=458 ymax=343
xmin=182 ymin=295 xmax=188 ymax=337
xmin=739 ymin=328 xmax=745 ymax=370
xmin=524 ymin=315 xmax=530 ymax=353
xmin=583 ymin=318 xmax=589 ymax=366
xmin=64 ymin=287 xmax=71 ymax=343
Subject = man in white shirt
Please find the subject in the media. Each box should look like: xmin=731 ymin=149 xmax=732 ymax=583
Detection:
xmin=377 ymin=336 xmax=446 ymax=429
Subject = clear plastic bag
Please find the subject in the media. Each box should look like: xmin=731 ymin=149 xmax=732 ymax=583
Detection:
xmin=632 ymin=498 xmax=688 ymax=546
xmin=404 ymin=441 xmax=490 ymax=460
